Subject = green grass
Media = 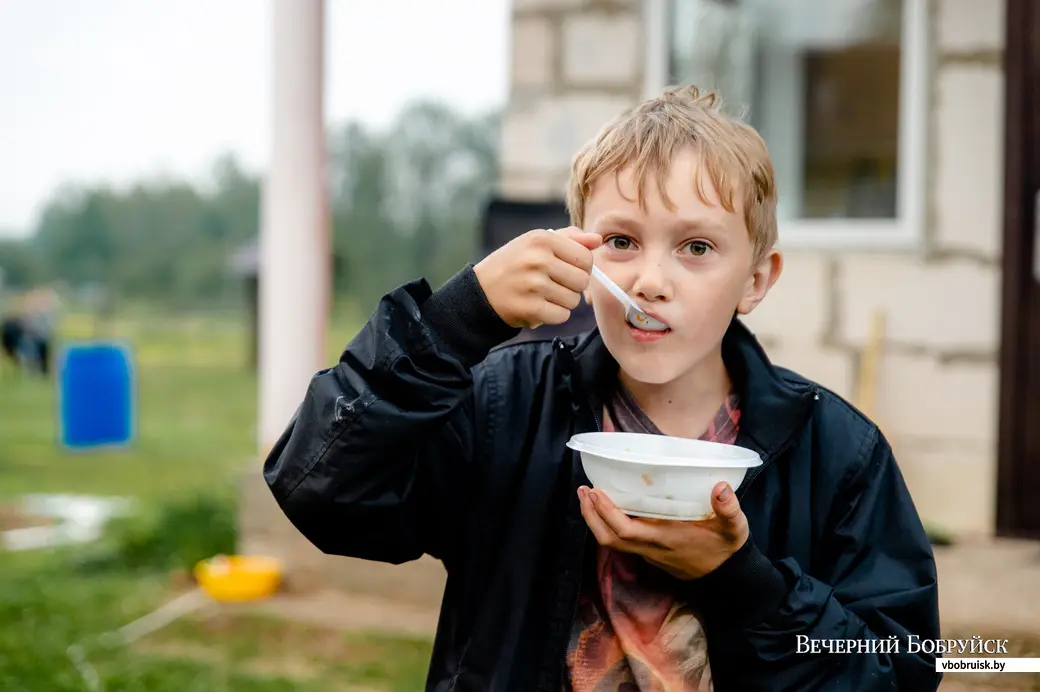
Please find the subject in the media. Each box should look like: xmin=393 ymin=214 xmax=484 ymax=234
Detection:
xmin=0 ymin=311 xmax=257 ymax=501
xmin=2 ymin=549 xmax=432 ymax=691
xmin=0 ymin=307 xmax=433 ymax=691
xmin=0 ymin=306 xmax=364 ymax=501
xmin=0 ymin=366 xmax=257 ymax=501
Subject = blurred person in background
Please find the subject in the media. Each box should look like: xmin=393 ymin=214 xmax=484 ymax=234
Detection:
xmin=0 ymin=288 xmax=58 ymax=376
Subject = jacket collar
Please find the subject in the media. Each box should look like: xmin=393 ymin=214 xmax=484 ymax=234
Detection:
xmin=560 ymin=318 xmax=816 ymax=460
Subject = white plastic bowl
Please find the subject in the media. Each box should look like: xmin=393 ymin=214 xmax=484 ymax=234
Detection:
xmin=566 ymin=432 xmax=763 ymax=520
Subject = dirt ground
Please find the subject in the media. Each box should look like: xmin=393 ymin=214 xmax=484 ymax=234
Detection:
xmin=934 ymin=539 xmax=1040 ymax=690
xmin=244 ymin=589 xmax=440 ymax=638
xmin=935 ymin=539 xmax=1040 ymax=635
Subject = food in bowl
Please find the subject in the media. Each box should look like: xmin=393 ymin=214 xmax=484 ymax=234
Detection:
xmin=566 ymin=432 xmax=763 ymax=520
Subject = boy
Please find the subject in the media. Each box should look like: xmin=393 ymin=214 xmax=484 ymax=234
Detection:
xmin=264 ymin=85 xmax=941 ymax=691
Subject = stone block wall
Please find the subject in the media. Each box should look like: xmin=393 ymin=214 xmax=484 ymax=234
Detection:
xmin=742 ymin=0 xmax=1007 ymax=537
xmin=500 ymin=0 xmax=645 ymax=202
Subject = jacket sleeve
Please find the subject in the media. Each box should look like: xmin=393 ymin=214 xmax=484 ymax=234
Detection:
xmin=693 ymin=428 xmax=942 ymax=691
xmin=262 ymin=266 xmax=519 ymax=569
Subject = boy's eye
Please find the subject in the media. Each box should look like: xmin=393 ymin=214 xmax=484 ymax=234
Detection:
xmin=606 ymin=236 xmax=632 ymax=250
xmin=685 ymin=240 xmax=712 ymax=256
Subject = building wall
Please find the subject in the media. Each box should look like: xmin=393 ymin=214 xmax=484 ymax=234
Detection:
xmin=742 ymin=0 xmax=1006 ymax=538
xmin=496 ymin=0 xmax=1008 ymax=537
xmin=500 ymin=0 xmax=646 ymax=201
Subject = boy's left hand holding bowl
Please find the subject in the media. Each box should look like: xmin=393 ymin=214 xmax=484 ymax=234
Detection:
xmin=577 ymin=482 xmax=749 ymax=580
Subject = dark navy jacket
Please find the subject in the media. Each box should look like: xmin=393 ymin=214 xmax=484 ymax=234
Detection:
xmin=263 ymin=266 xmax=942 ymax=691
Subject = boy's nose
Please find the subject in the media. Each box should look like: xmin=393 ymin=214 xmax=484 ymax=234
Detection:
xmin=631 ymin=261 xmax=671 ymax=302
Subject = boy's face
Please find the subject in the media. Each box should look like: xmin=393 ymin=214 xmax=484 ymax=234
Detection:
xmin=583 ymin=148 xmax=781 ymax=387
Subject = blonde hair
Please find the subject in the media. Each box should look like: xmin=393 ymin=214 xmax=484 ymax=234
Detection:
xmin=566 ymin=84 xmax=778 ymax=263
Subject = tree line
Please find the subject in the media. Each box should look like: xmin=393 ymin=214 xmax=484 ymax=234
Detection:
xmin=0 ymin=101 xmax=500 ymax=314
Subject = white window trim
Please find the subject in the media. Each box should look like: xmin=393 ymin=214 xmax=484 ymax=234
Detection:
xmin=642 ymin=0 xmax=931 ymax=252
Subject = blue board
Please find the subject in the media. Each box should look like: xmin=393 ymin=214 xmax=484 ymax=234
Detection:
xmin=58 ymin=343 xmax=135 ymax=449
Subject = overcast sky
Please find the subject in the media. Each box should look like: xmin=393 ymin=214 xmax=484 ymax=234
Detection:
xmin=0 ymin=0 xmax=510 ymax=237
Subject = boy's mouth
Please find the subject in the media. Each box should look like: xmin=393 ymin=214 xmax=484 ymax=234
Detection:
xmin=627 ymin=323 xmax=672 ymax=342
xmin=629 ymin=308 xmax=670 ymax=332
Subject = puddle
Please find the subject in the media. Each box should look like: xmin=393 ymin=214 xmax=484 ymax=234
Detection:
xmin=1 ymin=494 xmax=133 ymax=552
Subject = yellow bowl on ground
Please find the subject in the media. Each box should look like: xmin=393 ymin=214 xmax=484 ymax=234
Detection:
xmin=193 ymin=554 xmax=284 ymax=602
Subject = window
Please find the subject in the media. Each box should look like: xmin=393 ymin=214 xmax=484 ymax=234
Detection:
xmin=645 ymin=0 xmax=929 ymax=249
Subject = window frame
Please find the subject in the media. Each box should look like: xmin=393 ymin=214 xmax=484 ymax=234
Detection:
xmin=642 ymin=0 xmax=931 ymax=252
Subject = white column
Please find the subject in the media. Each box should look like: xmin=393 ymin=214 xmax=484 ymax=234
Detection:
xmin=259 ymin=0 xmax=329 ymax=451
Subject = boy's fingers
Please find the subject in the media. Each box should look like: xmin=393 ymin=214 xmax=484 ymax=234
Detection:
xmin=589 ymin=490 xmax=661 ymax=547
xmin=533 ymin=300 xmax=572 ymax=326
xmin=548 ymin=228 xmax=601 ymax=268
xmin=710 ymin=482 xmax=743 ymax=524
xmin=571 ymin=232 xmax=603 ymax=251
xmin=540 ymin=273 xmax=583 ymax=309
xmin=547 ymin=258 xmax=593 ymax=294
xmin=552 ymin=225 xmax=599 ymax=244
xmin=578 ymin=487 xmax=621 ymax=548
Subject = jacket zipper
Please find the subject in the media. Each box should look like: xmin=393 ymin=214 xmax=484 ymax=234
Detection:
xmin=556 ymin=341 xmax=600 ymax=691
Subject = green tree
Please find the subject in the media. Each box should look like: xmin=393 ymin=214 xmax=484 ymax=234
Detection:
xmin=0 ymin=239 xmax=43 ymax=290
xmin=20 ymin=101 xmax=500 ymax=314
xmin=329 ymin=102 xmax=499 ymax=311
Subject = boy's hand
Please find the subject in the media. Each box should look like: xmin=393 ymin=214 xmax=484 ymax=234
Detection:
xmin=474 ymin=227 xmax=602 ymax=329
xmin=577 ymin=482 xmax=750 ymax=580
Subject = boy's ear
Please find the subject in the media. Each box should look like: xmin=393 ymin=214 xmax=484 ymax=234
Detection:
xmin=737 ymin=249 xmax=783 ymax=315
